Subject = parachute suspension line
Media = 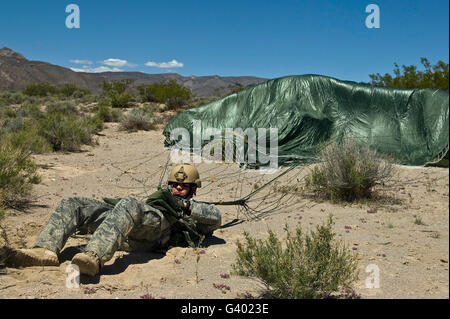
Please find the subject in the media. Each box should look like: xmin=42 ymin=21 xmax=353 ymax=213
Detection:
xmin=158 ymin=153 xmax=172 ymax=190
xmin=241 ymin=165 xmax=298 ymax=201
xmin=425 ymin=143 xmax=449 ymax=166
xmin=110 ymin=162 xmax=151 ymax=199
xmin=207 ymin=165 xmax=299 ymax=220
xmin=233 ymin=166 xmax=244 ymax=220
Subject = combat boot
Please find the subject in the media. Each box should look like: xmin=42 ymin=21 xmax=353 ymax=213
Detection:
xmin=7 ymin=247 xmax=59 ymax=267
xmin=71 ymin=251 xmax=100 ymax=276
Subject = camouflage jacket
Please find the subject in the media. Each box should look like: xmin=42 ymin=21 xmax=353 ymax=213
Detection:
xmin=104 ymin=188 xmax=221 ymax=246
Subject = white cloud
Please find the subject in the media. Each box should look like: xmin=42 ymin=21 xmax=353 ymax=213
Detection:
xmin=99 ymin=58 xmax=136 ymax=67
xmin=69 ymin=59 xmax=93 ymax=65
xmin=70 ymin=66 xmax=124 ymax=73
xmin=145 ymin=59 xmax=184 ymax=68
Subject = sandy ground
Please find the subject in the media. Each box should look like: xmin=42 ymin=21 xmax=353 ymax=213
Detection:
xmin=0 ymin=122 xmax=448 ymax=299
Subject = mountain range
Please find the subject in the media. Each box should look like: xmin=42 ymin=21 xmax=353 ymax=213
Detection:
xmin=0 ymin=47 xmax=268 ymax=97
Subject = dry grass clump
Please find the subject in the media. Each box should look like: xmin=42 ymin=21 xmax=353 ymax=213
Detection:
xmin=120 ymin=109 xmax=155 ymax=132
xmin=305 ymin=139 xmax=395 ymax=202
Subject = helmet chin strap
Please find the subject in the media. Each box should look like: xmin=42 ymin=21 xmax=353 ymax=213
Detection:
xmin=184 ymin=185 xmax=195 ymax=199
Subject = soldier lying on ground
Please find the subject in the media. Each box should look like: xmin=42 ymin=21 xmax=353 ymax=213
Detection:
xmin=5 ymin=164 xmax=221 ymax=277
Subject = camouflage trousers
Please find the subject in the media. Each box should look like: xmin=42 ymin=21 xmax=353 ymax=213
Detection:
xmin=33 ymin=197 xmax=171 ymax=265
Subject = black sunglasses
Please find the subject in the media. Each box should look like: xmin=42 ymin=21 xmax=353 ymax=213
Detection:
xmin=170 ymin=183 xmax=191 ymax=189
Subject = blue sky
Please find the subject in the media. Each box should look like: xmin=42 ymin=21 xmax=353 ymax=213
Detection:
xmin=0 ymin=0 xmax=448 ymax=82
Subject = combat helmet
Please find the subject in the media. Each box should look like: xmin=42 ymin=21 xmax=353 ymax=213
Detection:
xmin=168 ymin=164 xmax=202 ymax=188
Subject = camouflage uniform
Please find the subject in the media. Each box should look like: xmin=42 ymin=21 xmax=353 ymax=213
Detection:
xmin=33 ymin=193 xmax=221 ymax=266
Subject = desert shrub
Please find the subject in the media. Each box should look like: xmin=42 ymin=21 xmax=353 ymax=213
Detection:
xmin=137 ymin=80 xmax=192 ymax=108
xmin=84 ymin=114 xmax=104 ymax=135
xmin=102 ymin=80 xmax=133 ymax=95
xmin=101 ymin=80 xmax=134 ymax=108
xmin=1 ymin=107 xmax=17 ymax=118
xmin=2 ymin=117 xmax=26 ymax=133
xmin=0 ymin=91 xmax=25 ymax=106
xmin=3 ymin=129 xmax=52 ymax=154
xmin=305 ymin=139 xmax=394 ymax=202
xmin=37 ymin=111 xmax=95 ymax=151
xmin=0 ymin=140 xmax=41 ymax=208
xmin=166 ymin=97 xmax=186 ymax=110
xmin=71 ymin=90 xmax=86 ymax=99
xmin=94 ymin=104 xmax=122 ymax=122
xmin=140 ymin=103 xmax=156 ymax=116
xmin=23 ymin=83 xmax=59 ymax=97
xmin=137 ymin=83 xmax=168 ymax=103
xmin=109 ymin=92 xmax=133 ymax=108
xmin=0 ymin=113 xmax=52 ymax=154
xmin=17 ymin=103 xmax=44 ymax=119
xmin=45 ymin=100 xmax=78 ymax=114
xmin=120 ymin=109 xmax=154 ymax=132
xmin=60 ymin=84 xmax=91 ymax=98
xmin=232 ymin=215 xmax=359 ymax=299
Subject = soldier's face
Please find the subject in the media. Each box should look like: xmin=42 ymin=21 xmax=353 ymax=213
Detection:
xmin=170 ymin=183 xmax=192 ymax=198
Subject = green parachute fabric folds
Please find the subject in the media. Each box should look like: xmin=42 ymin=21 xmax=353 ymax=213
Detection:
xmin=163 ymin=75 xmax=449 ymax=167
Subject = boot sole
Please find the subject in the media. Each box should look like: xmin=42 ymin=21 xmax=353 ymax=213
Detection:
xmin=71 ymin=256 xmax=99 ymax=277
xmin=8 ymin=250 xmax=59 ymax=267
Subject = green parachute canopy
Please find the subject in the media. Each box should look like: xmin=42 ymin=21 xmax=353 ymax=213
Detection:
xmin=163 ymin=75 xmax=449 ymax=167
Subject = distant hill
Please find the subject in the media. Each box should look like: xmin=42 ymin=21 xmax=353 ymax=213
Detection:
xmin=0 ymin=47 xmax=268 ymax=97
xmin=0 ymin=47 xmax=104 ymax=93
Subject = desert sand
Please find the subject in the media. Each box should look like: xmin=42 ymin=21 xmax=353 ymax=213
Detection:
xmin=0 ymin=122 xmax=448 ymax=299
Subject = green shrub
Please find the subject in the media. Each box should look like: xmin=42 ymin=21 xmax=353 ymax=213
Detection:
xmin=140 ymin=104 xmax=155 ymax=116
xmin=23 ymin=83 xmax=59 ymax=97
xmin=101 ymin=80 xmax=135 ymax=108
xmin=4 ymin=129 xmax=52 ymax=154
xmin=102 ymin=80 xmax=133 ymax=95
xmin=120 ymin=109 xmax=154 ymax=132
xmin=137 ymin=84 xmax=157 ymax=103
xmin=109 ymin=92 xmax=133 ymax=108
xmin=0 ymin=91 xmax=25 ymax=106
xmin=84 ymin=115 xmax=104 ymax=135
xmin=17 ymin=103 xmax=44 ymax=119
xmin=232 ymin=215 xmax=359 ymax=299
xmin=95 ymin=104 xmax=122 ymax=122
xmin=305 ymin=139 xmax=394 ymax=202
xmin=0 ymin=141 xmax=41 ymax=208
xmin=137 ymin=80 xmax=192 ymax=108
xmin=2 ymin=107 xmax=17 ymax=118
xmin=37 ymin=111 xmax=94 ymax=151
xmin=2 ymin=117 xmax=26 ymax=132
xmin=167 ymin=97 xmax=186 ymax=110
xmin=60 ymin=84 xmax=91 ymax=98
xmin=45 ymin=101 xmax=78 ymax=114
